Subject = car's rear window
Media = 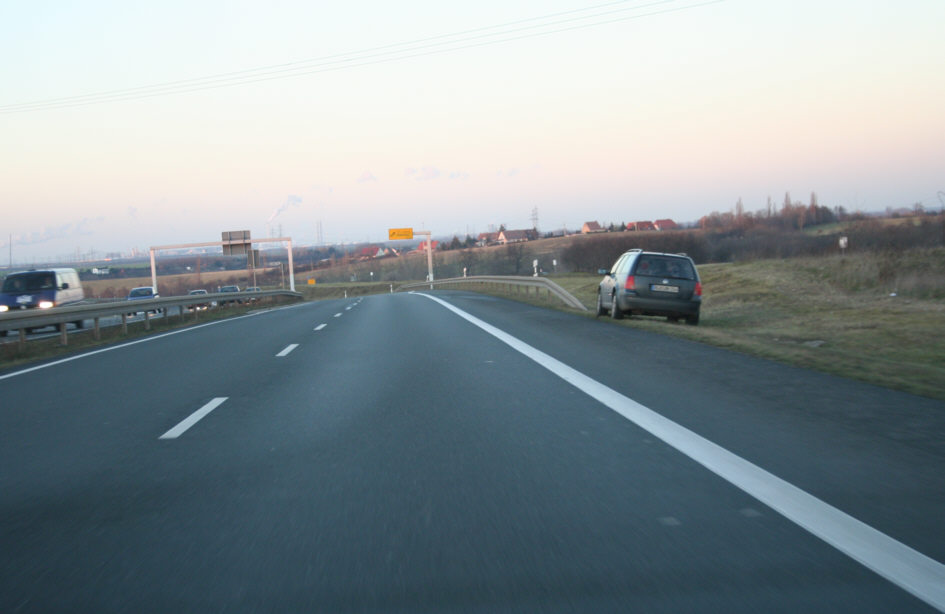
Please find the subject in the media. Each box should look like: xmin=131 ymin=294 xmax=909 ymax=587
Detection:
xmin=634 ymin=256 xmax=696 ymax=280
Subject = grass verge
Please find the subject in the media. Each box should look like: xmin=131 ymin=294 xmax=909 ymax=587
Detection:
xmin=487 ymin=254 xmax=945 ymax=401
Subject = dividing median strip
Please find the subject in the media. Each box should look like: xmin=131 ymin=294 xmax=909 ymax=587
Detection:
xmin=159 ymin=397 xmax=227 ymax=440
xmin=276 ymin=344 xmax=299 ymax=357
xmin=416 ymin=292 xmax=945 ymax=612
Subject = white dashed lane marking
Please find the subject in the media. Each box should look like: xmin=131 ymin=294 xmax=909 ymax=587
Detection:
xmin=159 ymin=397 xmax=227 ymax=440
xmin=275 ymin=344 xmax=299 ymax=357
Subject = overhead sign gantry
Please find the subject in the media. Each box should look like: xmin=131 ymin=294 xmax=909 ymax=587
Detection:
xmin=148 ymin=230 xmax=296 ymax=293
xmin=389 ymin=227 xmax=434 ymax=285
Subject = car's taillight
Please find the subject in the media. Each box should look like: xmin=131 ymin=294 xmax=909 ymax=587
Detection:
xmin=694 ymin=282 xmax=702 ymax=297
xmin=625 ymin=276 xmax=636 ymax=291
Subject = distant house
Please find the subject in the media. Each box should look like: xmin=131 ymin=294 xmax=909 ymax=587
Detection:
xmin=582 ymin=221 xmax=604 ymax=234
xmin=628 ymin=221 xmax=656 ymax=231
xmin=654 ymin=219 xmax=678 ymax=231
xmin=415 ymin=240 xmax=438 ymax=252
xmin=357 ymin=246 xmax=380 ymax=260
xmin=497 ymin=229 xmax=538 ymax=244
xmin=477 ymin=232 xmax=500 ymax=247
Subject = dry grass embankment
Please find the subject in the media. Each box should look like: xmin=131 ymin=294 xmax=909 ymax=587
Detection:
xmin=508 ymin=251 xmax=945 ymax=400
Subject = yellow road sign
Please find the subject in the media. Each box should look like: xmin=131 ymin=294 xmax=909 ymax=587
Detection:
xmin=388 ymin=227 xmax=414 ymax=240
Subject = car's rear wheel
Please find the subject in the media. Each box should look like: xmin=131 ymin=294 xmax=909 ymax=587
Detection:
xmin=595 ymin=292 xmax=605 ymax=317
xmin=610 ymin=292 xmax=624 ymax=320
xmin=686 ymin=313 xmax=699 ymax=326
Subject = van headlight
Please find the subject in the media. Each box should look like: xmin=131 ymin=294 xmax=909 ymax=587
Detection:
xmin=38 ymin=301 xmax=55 ymax=309
xmin=0 ymin=305 xmax=8 ymax=312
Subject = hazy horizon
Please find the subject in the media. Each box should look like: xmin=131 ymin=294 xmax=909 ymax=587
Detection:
xmin=3 ymin=0 xmax=944 ymax=263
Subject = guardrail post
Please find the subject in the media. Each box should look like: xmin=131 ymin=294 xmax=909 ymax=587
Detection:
xmin=18 ymin=329 xmax=26 ymax=351
xmin=94 ymin=317 xmax=101 ymax=340
xmin=144 ymin=310 xmax=151 ymax=331
xmin=121 ymin=314 xmax=128 ymax=335
xmin=59 ymin=323 xmax=68 ymax=346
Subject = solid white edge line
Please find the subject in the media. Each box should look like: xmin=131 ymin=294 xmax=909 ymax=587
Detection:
xmin=314 ymin=324 xmax=327 ymax=331
xmin=0 ymin=309 xmax=271 ymax=381
xmin=416 ymin=292 xmax=945 ymax=612
xmin=276 ymin=343 xmax=299 ymax=357
xmin=159 ymin=397 xmax=227 ymax=440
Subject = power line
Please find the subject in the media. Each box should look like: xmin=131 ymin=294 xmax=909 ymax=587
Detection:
xmin=1 ymin=0 xmax=724 ymax=114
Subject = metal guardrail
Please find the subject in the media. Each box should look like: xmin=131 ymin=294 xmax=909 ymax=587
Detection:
xmin=0 ymin=289 xmax=303 ymax=344
xmin=397 ymin=276 xmax=588 ymax=311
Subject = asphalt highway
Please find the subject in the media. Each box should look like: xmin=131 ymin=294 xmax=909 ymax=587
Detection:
xmin=1 ymin=291 xmax=943 ymax=613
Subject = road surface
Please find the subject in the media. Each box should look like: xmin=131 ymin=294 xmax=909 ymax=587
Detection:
xmin=1 ymin=291 xmax=943 ymax=613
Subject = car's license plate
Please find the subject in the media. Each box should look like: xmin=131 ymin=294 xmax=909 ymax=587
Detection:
xmin=651 ymin=284 xmax=679 ymax=293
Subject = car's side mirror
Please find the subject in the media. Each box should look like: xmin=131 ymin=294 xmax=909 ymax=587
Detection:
xmin=597 ymin=269 xmax=609 ymax=275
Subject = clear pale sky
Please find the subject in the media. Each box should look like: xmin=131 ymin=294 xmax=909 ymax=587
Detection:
xmin=2 ymin=0 xmax=943 ymax=262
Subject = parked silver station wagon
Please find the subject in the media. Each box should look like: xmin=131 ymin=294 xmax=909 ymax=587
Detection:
xmin=597 ymin=250 xmax=702 ymax=325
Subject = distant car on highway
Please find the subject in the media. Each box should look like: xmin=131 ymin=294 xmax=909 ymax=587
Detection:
xmin=597 ymin=249 xmax=702 ymax=325
xmin=219 ymin=285 xmax=241 ymax=304
xmin=126 ymin=286 xmax=160 ymax=315
xmin=245 ymin=286 xmax=262 ymax=302
xmin=186 ymin=289 xmax=211 ymax=311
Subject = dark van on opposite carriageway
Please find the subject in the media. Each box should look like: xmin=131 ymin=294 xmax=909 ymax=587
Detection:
xmin=0 ymin=268 xmax=86 ymax=336
xmin=596 ymin=250 xmax=702 ymax=325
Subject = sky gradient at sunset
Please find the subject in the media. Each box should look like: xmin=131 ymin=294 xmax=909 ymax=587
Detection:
xmin=2 ymin=0 xmax=943 ymax=261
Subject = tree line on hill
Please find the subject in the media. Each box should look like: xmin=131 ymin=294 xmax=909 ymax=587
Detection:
xmin=561 ymin=216 xmax=943 ymax=272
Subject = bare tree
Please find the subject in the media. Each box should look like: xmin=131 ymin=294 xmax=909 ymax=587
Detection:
xmin=504 ymin=242 xmax=526 ymax=275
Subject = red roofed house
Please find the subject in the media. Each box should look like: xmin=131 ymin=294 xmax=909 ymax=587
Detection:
xmin=582 ymin=221 xmax=604 ymax=234
xmin=628 ymin=221 xmax=656 ymax=231
xmin=654 ymin=219 xmax=678 ymax=231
